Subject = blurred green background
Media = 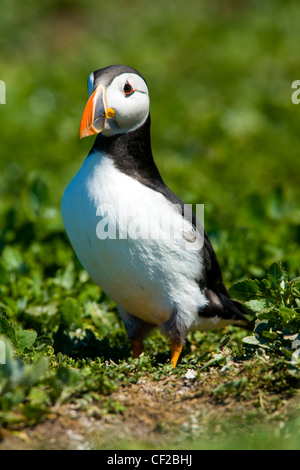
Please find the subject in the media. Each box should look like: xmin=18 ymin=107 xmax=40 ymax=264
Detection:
xmin=0 ymin=0 xmax=300 ymax=284
xmin=0 ymin=0 xmax=300 ymax=449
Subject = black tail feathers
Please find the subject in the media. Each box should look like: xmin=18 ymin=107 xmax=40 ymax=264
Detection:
xmin=203 ymin=287 xmax=254 ymax=331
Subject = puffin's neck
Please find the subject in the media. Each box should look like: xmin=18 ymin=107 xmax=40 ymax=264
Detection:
xmin=91 ymin=115 xmax=164 ymax=187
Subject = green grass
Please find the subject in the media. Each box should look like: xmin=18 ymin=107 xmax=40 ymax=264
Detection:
xmin=0 ymin=0 xmax=300 ymax=449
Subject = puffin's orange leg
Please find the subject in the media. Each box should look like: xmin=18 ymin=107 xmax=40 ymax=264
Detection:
xmin=170 ymin=343 xmax=183 ymax=368
xmin=131 ymin=338 xmax=143 ymax=359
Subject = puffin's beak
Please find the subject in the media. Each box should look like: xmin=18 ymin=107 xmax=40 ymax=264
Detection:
xmin=79 ymin=85 xmax=115 ymax=139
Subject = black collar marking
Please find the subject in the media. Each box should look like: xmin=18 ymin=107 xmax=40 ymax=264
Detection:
xmin=92 ymin=115 xmax=163 ymax=189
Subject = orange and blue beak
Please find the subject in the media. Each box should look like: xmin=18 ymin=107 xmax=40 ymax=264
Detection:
xmin=79 ymin=84 xmax=115 ymax=139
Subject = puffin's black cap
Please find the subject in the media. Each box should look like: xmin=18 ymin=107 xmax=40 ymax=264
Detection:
xmin=91 ymin=65 xmax=147 ymax=90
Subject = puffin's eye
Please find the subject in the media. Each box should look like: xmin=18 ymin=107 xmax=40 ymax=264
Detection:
xmin=123 ymin=82 xmax=134 ymax=96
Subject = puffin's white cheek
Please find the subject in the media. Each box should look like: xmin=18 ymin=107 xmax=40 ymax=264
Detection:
xmin=109 ymin=93 xmax=150 ymax=131
xmin=115 ymin=108 xmax=141 ymax=129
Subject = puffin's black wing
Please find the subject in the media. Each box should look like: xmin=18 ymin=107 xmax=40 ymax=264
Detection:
xmin=201 ymin=232 xmax=252 ymax=327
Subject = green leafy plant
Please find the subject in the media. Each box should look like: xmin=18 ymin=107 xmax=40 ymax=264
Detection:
xmin=229 ymin=262 xmax=300 ymax=359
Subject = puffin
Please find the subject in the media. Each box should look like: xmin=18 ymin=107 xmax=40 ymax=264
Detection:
xmin=61 ymin=65 xmax=251 ymax=367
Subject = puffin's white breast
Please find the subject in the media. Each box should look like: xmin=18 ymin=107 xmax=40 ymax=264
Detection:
xmin=61 ymin=151 xmax=207 ymax=327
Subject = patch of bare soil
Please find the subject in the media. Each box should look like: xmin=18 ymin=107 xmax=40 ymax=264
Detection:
xmin=0 ymin=369 xmax=296 ymax=450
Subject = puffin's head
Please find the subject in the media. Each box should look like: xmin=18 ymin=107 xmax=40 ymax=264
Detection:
xmin=79 ymin=65 xmax=150 ymax=139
